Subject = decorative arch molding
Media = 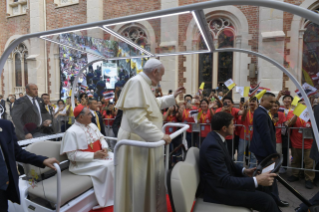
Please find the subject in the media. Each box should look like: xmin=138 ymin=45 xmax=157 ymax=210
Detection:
xmin=48 ymin=37 xmax=61 ymax=101
xmin=285 ymin=0 xmax=319 ymax=91
xmin=111 ymin=20 xmax=157 ymax=53
xmin=2 ymin=35 xmax=31 ymax=97
xmin=183 ymin=6 xmax=252 ymax=101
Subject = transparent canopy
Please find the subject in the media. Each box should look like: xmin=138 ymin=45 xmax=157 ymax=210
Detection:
xmin=3 ymin=1 xmax=319 ymax=207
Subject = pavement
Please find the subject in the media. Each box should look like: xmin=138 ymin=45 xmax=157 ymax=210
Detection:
xmin=271 ymin=169 xmax=318 ymax=212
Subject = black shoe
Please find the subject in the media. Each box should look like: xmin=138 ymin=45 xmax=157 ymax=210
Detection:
xmin=277 ymin=200 xmax=289 ymax=207
xmin=305 ymin=180 xmax=314 ymax=189
xmin=287 ymin=175 xmax=299 ymax=182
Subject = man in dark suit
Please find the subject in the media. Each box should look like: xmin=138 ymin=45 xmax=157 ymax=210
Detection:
xmin=0 ymin=119 xmax=59 ymax=211
xmin=9 ymin=97 xmax=15 ymax=117
xmin=250 ymin=92 xmax=289 ymax=207
xmin=41 ymin=93 xmax=59 ymax=133
xmin=88 ymin=98 xmax=106 ymax=136
xmin=12 ymin=84 xmax=51 ymax=140
xmin=0 ymin=95 xmax=6 ymax=119
xmin=200 ymin=112 xmax=280 ymax=212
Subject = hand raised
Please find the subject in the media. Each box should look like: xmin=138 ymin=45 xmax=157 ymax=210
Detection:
xmin=173 ymin=87 xmax=185 ymax=98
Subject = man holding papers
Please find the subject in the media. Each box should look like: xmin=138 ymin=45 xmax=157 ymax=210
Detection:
xmin=200 ymin=112 xmax=281 ymax=212
xmin=286 ymin=99 xmax=314 ymax=189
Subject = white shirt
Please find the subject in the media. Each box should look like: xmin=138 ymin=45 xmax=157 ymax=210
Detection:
xmin=216 ymin=131 xmax=258 ymax=188
xmin=259 ymin=105 xmax=268 ymax=113
xmin=90 ymin=109 xmax=96 ymax=117
xmin=27 ymin=94 xmax=42 ymax=125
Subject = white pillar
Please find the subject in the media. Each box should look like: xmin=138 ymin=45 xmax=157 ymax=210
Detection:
xmin=29 ymin=0 xmax=46 ymax=94
xmin=87 ymin=0 xmax=104 ymax=40
xmin=160 ymin=0 xmax=179 ymax=94
xmin=258 ymin=2 xmax=285 ymax=94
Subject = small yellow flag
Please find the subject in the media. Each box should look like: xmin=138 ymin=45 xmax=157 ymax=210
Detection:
xmin=68 ymin=89 xmax=72 ymax=97
xmin=302 ymin=69 xmax=314 ymax=87
xmin=244 ymin=87 xmax=250 ymax=97
xmin=224 ymin=79 xmax=236 ymax=90
xmin=199 ymin=82 xmax=205 ymax=90
xmin=293 ymin=103 xmax=310 ymax=122
xmin=255 ymin=89 xmax=267 ymax=100
xmin=291 ymin=96 xmax=300 ymax=106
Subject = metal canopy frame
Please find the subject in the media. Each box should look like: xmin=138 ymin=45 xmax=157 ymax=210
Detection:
xmin=1 ymin=0 xmax=319 ymax=150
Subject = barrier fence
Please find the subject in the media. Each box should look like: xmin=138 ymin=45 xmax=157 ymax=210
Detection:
xmin=16 ymin=115 xmax=319 ymax=174
xmin=174 ymin=121 xmax=318 ymax=173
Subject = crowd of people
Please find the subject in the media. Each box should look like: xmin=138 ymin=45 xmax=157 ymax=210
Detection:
xmin=2 ymin=82 xmax=318 ymax=191
xmin=2 ymin=58 xmax=319 ymax=212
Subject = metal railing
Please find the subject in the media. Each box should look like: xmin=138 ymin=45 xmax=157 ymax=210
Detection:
xmin=284 ymin=126 xmax=317 ymax=172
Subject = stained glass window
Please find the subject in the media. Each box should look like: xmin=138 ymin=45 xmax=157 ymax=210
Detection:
xmin=15 ymin=53 xmax=22 ymax=87
xmin=302 ymin=22 xmax=319 ymax=89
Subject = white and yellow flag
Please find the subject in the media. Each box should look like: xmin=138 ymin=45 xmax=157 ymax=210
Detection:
xmin=291 ymin=96 xmax=300 ymax=106
xmin=293 ymin=103 xmax=310 ymax=122
xmin=224 ymin=79 xmax=236 ymax=90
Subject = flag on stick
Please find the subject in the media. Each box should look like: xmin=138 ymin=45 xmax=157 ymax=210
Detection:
xmin=278 ymin=106 xmax=285 ymax=113
xmin=291 ymin=96 xmax=301 ymax=106
xmin=295 ymin=82 xmax=317 ymax=99
xmin=293 ymin=103 xmax=310 ymax=122
xmin=249 ymin=82 xmax=260 ymax=97
xmin=80 ymin=85 xmax=88 ymax=93
xmin=236 ymin=86 xmax=250 ymax=97
xmin=255 ymin=89 xmax=267 ymax=100
xmin=224 ymin=79 xmax=236 ymax=90
xmin=198 ymin=82 xmax=205 ymax=95
xmin=302 ymin=69 xmax=314 ymax=86
xmin=189 ymin=110 xmax=199 ymax=123
xmin=103 ymin=91 xmax=115 ymax=100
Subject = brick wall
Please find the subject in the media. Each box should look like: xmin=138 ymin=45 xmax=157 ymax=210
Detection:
xmin=45 ymin=0 xmax=87 ymax=94
xmin=0 ymin=0 xmax=31 ymax=95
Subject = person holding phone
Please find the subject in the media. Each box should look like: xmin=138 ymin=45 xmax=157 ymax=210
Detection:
xmin=269 ymin=100 xmax=287 ymax=173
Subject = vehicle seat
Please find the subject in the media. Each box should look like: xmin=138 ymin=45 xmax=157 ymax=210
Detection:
xmin=167 ymin=147 xmax=251 ymax=212
xmin=24 ymin=141 xmax=93 ymax=207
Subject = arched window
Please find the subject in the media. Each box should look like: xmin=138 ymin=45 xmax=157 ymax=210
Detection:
xmin=121 ymin=26 xmax=150 ymax=51
xmin=117 ymin=25 xmax=150 ymax=78
xmin=302 ymin=12 xmax=319 ymax=89
xmin=198 ymin=17 xmax=235 ymax=95
xmin=12 ymin=43 xmax=28 ymax=94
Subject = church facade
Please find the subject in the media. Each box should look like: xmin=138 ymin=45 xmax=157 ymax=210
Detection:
xmin=0 ymin=0 xmax=318 ymax=102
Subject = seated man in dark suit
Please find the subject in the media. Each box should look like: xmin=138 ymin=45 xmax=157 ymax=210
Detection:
xmin=88 ymin=98 xmax=106 ymax=136
xmin=0 ymin=119 xmax=59 ymax=211
xmin=200 ymin=112 xmax=281 ymax=212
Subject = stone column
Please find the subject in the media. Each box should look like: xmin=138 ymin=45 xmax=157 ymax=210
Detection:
xmin=160 ymin=0 xmax=178 ymax=94
xmin=6 ymin=58 xmax=13 ymax=96
xmin=29 ymin=0 xmax=46 ymax=94
xmin=87 ymin=0 xmax=104 ymax=40
xmin=258 ymin=3 xmax=285 ymax=94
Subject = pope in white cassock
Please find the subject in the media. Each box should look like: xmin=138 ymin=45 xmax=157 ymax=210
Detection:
xmin=115 ymin=58 xmax=184 ymax=212
xmin=60 ymin=104 xmax=114 ymax=209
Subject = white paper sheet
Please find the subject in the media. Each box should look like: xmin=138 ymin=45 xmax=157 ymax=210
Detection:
xmin=262 ymin=162 xmax=275 ymax=174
